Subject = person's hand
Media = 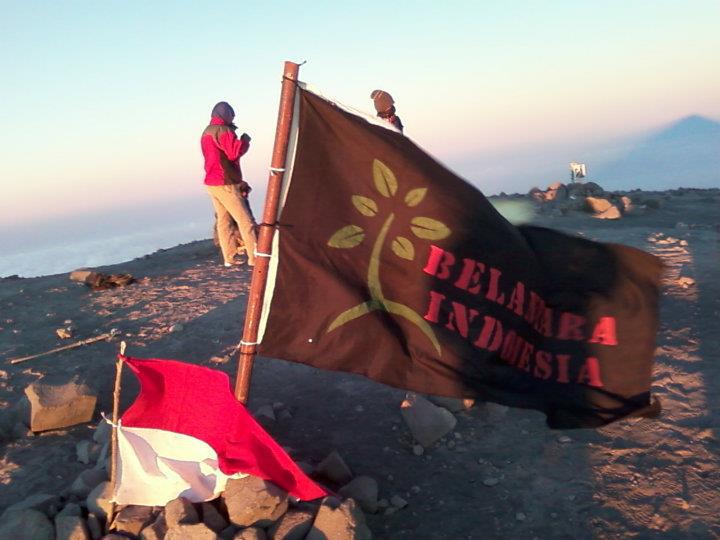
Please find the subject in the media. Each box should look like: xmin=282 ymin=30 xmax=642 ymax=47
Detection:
xmin=238 ymin=181 xmax=251 ymax=196
xmin=241 ymin=132 xmax=251 ymax=142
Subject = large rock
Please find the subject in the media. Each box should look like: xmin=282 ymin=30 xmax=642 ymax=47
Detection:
xmin=338 ymin=476 xmax=378 ymax=514
xmin=114 ymin=505 xmax=155 ymax=536
xmin=426 ymin=395 xmax=471 ymax=413
xmin=201 ymin=502 xmax=229 ymax=533
xmin=400 ymin=393 xmax=456 ymax=448
xmin=24 ymin=378 xmax=97 ymax=432
xmin=55 ymin=514 xmax=91 ymax=540
xmin=93 ymin=419 xmax=112 ymax=445
xmin=139 ymin=514 xmax=167 ymax=540
xmin=306 ymin=498 xmax=371 ymax=540
xmin=165 ymin=523 xmax=219 ymax=539
xmin=594 ymin=206 xmax=622 ymax=220
xmin=57 ymin=503 xmax=83 ymax=518
xmin=0 ymin=509 xmax=54 ymax=540
xmin=267 ymin=509 xmax=315 ymax=540
xmin=86 ymin=513 xmax=104 ymax=540
xmin=1 ymin=493 xmax=61 ymax=518
xmin=86 ymin=481 xmax=114 ymax=520
xmin=619 ymin=195 xmax=633 ymax=213
xmin=222 ymin=476 xmax=288 ymax=528
xmin=165 ymin=497 xmax=199 ymax=527
xmin=585 ymin=196 xmax=613 ymax=214
xmin=233 ymin=528 xmax=267 ymax=540
xmin=544 ymin=183 xmax=568 ymax=201
xmin=70 ymin=468 xmax=108 ymax=497
xmin=315 ymin=451 xmax=353 ymax=485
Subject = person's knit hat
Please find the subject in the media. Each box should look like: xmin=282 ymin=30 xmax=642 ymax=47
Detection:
xmin=370 ymin=90 xmax=395 ymax=114
xmin=211 ymin=101 xmax=235 ymax=124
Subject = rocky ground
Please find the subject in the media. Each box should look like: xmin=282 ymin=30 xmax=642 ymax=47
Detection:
xmin=0 ymin=187 xmax=718 ymax=539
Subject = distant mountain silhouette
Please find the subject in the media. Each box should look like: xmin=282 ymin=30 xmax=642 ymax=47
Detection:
xmin=591 ymin=115 xmax=720 ymax=190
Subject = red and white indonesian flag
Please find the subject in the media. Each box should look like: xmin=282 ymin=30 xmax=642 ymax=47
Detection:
xmin=112 ymin=356 xmax=327 ymax=506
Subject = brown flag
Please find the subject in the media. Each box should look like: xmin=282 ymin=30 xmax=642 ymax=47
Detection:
xmin=258 ymin=87 xmax=662 ymax=428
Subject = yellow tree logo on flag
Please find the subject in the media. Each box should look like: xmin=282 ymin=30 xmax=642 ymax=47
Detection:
xmin=326 ymin=159 xmax=451 ymax=356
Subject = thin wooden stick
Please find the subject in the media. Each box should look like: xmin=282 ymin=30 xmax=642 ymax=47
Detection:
xmin=108 ymin=341 xmax=125 ymax=531
xmin=8 ymin=330 xmax=119 ymax=365
xmin=234 ymin=61 xmax=301 ymax=403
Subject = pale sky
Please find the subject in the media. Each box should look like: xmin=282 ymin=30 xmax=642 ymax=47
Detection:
xmin=1 ymin=0 xmax=719 ymax=229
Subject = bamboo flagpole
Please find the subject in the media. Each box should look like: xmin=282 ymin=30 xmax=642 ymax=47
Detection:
xmin=108 ymin=340 xmax=126 ymax=531
xmin=234 ymin=61 xmax=301 ymax=402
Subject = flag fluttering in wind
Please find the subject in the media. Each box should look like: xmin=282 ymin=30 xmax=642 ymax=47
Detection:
xmin=257 ymin=87 xmax=662 ymax=428
xmin=113 ymin=356 xmax=327 ymax=506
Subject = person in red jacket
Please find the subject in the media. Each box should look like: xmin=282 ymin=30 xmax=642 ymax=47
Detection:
xmin=201 ymin=101 xmax=257 ymax=266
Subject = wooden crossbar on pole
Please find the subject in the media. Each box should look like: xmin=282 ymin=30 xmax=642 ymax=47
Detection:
xmin=234 ymin=61 xmax=301 ymax=403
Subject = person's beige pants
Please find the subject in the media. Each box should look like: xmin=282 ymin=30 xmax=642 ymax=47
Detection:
xmin=206 ymin=185 xmax=257 ymax=265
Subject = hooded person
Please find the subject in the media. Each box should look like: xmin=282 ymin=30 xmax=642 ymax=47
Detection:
xmin=201 ymin=101 xmax=257 ymax=267
xmin=370 ymin=89 xmax=404 ymax=133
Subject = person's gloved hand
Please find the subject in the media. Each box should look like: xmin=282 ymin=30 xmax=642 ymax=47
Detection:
xmin=238 ymin=181 xmax=252 ymax=197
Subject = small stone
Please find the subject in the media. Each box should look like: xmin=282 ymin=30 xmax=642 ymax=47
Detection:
xmin=377 ymin=499 xmax=389 ymax=508
xmin=400 ymin=393 xmax=457 ymax=448
xmin=169 ymin=323 xmax=184 ymax=333
xmin=390 ymin=495 xmax=407 ymax=509
xmin=447 ymin=440 xmax=456 ymax=449
xmin=557 ymin=435 xmax=572 ymax=444
xmin=412 ymin=444 xmax=424 ymax=456
xmin=384 ymin=507 xmax=397 ymax=516
xmin=516 ymin=512 xmax=527 ymax=521
xmin=410 ymin=486 xmax=421 ymax=494
xmin=165 ymin=523 xmax=218 ymax=539
xmin=677 ymin=276 xmax=695 ymax=288
xmin=272 ymin=402 xmax=285 ymax=411
xmin=93 ymin=419 xmax=111 ymax=445
xmin=56 ymin=327 xmax=73 ymax=339
xmin=165 ymin=497 xmax=199 ymax=527
xmin=76 ymin=440 xmax=92 ymax=464
xmin=315 ymin=451 xmax=353 ymax=485
xmin=254 ymin=405 xmax=276 ymax=422
xmin=338 ymin=476 xmax=378 ymax=514
xmin=482 ymin=478 xmax=500 ymax=487
xmin=278 ymin=409 xmax=293 ymax=421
